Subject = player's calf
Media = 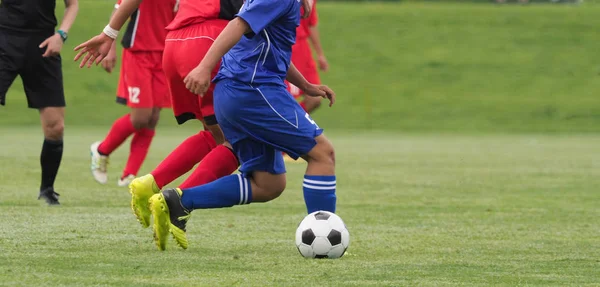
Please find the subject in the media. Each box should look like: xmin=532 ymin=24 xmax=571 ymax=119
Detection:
xmin=302 ymin=134 xmax=336 ymax=214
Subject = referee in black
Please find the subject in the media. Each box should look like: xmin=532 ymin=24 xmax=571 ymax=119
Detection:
xmin=0 ymin=0 xmax=78 ymax=205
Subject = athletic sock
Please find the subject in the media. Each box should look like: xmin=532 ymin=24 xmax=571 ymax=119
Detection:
xmin=122 ymin=128 xmax=155 ymax=178
xmin=180 ymin=174 xmax=251 ymax=210
xmin=303 ymin=175 xmax=337 ymax=213
xmin=40 ymin=139 xmax=63 ymax=190
xmin=152 ymin=131 xmax=216 ymax=189
xmin=97 ymin=114 xmax=136 ymax=155
xmin=179 ymin=145 xmax=239 ymax=189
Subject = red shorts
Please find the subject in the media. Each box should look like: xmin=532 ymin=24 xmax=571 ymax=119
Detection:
xmin=163 ymin=20 xmax=228 ymax=125
xmin=286 ymin=38 xmax=320 ymax=99
xmin=117 ymin=50 xmax=170 ymax=108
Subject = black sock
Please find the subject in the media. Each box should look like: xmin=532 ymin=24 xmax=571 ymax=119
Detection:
xmin=40 ymin=139 xmax=63 ymax=190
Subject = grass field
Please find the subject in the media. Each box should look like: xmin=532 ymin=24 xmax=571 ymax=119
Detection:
xmin=0 ymin=128 xmax=599 ymax=286
xmin=2 ymin=1 xmax=600 ymax=286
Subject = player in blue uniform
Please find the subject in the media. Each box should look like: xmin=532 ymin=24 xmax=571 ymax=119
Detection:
xmin=146 ymin=0 xmax=337 ymax=250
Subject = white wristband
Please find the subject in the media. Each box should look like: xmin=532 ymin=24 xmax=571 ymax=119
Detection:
xmin=102 ymin=25 xmax=119 ymax=39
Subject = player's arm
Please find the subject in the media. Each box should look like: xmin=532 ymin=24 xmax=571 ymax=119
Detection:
xmin=183 ymin=17 xmax=249 ymax=95
xmin=306 ymin=5 xmax=328 ymax=71
xmin=308 ymin=26 xmax=328 ymax=71
xmin=100 ymin=6 xmax=120 ymax=73
xmin=287 ymin=63 xmax=335 ymax=106
xmin=74 ymin=0 xmax=143 ymax=67
xmin=59 ymin=0 xmax=79 ymax=34
xmin=40 ymin=0 xmax=79 ymax=57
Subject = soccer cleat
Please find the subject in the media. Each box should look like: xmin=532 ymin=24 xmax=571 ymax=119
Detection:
xmin=148 ymin=188 xmax=191 ymax=250
xmin=38 ymin=188 xmax=60 ymax=205
xmin=90 ymin=141 xmax=109 ymax=184
xmin=118 ymin=174 xmax=135 ymax=187
xmin=128 ymin=174 xmax=160 ymax=228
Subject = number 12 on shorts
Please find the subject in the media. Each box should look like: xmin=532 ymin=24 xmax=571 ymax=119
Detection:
xmin=128 ymin=87 xmax=140 ymax=104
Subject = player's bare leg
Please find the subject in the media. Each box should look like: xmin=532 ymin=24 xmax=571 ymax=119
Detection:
xmin=301 ymin=95 xmax=323 ymax=114
xmin=38 ymin=107 xmax=65 ymax=205
xmin=118 ymin=107 xmax=160 ymax=187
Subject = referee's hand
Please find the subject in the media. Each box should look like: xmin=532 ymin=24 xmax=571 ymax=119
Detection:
xmin=74 ymin=33 xmax=114 ymax=68
xmin=39 ymin=34 xmax=63 ymax=57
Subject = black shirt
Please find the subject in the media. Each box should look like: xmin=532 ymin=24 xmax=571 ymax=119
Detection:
xmin=0 ymin=0 xmax=57 ymax=33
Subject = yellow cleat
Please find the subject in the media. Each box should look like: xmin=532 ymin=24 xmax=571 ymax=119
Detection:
xmin=148 ymin=193 xmax=170 ymax=251
xmin=149 ymin=188 xmax=191 ymax=250
xmin=128 ymin=174 xmax=160 ymax=228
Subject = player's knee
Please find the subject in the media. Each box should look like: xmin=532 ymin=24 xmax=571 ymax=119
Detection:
xmin=130 ymin=112 xmax=154 ymax=130
xmin=309 ymin=136 xmax=336 ymax=166
xmin=147 ymin=109 xmax=161 ymax=129
xmin=43 ymin=118 xmax=64 ymax=140
xmin=304 ymin=96 xmax=322 ymax=111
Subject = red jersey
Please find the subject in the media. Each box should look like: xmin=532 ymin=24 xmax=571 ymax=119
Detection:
xmin=296 ymin=0 xmax=318 ymax=40
xmin=116 ymin=0 xmax=177 ymax=51
xmin=166 ymin=0 xmax=243 ymax=31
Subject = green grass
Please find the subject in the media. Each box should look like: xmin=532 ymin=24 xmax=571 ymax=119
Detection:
xmin=1 ymin=127 xmax=599 ymax=286
xmin=4 ymin=2 xmax=600 ymax=132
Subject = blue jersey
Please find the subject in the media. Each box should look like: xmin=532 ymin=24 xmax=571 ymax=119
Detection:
xmin=213 ymin=0 xmax=301 ymax=86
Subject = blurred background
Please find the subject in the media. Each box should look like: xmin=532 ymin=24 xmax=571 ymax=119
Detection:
xmin=3 ymin=0 xmax=600 ymax=134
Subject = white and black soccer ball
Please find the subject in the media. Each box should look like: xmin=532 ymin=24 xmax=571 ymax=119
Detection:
xmin=295 ymin=211 xmax=350 ymax=259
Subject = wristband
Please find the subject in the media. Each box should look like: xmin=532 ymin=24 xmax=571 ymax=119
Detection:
xmin=57 ymin=30 xmax=68 ymax=42
xmin=102 ymin=25 xmax=119 ymax=39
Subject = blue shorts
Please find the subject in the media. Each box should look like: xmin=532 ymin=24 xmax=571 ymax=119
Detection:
xmin=214 ymin=79 xmax=323 ymax=175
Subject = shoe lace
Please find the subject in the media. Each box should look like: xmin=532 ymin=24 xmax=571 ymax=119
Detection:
xmin=177 ymin=214 xmax=191 ymax=222
xmin=92 ymin=156 xmax=109 ymax=172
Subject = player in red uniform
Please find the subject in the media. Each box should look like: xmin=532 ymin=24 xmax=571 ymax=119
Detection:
xmin=287 ymin=0 xmax=329 ymax=114
xmin=74 ymin=0 xmax=250 ymax=228
xmin=89 ymin=0 xmax=177 ymax=187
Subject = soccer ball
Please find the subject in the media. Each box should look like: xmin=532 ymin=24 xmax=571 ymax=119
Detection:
xmin=295 ymin=211 xmax=350 ymax=259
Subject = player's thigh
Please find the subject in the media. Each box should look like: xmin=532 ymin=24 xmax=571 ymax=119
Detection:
xmin=215 ymin=82 xmax=322 ymax=159
xmin=118 ymin=51 xmax=154 ymax=109
xmin=21 ymin=52 xmax=65 ymax=109
xmin=0 ymin=30 xmax=21 ymax=105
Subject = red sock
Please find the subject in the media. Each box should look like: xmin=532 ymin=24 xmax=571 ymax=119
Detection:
xmin=179 ymin=145 xmax=239 ymax=189
xmin=122 ymin=128 xmax=155 ymax=178
xmin=98 ymin=114 xmax=136 ymax=155
xmin=299 ymin=102 xmax=308 ymax=112
xmin=151 ymin=131 xmax=217 ymax=188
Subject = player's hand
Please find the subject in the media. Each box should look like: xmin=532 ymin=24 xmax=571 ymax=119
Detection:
xmin=101 ymin=47 xmax=117 ymax=73
xmin=183 ymin=66 xmax=212 ymax=96
xmin=301 ymin=0 xmax=312 ymax=19
xmin=74 ymin=33 xmax=115 ymax=68
xmin=304 ymin=84 xmax=335 ymax=107
xmin=39 ymin=33 xmax=63 ymax=58
xmin=318 ymin=55 xmax=329 ymax=72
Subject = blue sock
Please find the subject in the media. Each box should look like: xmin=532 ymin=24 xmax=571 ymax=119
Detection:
xmin=180 ymin=174 xmax=252 ymax=210
xmin=303 ymin=175 xmax=336 ymax=213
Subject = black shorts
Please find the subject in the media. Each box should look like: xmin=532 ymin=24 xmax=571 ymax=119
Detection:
xmin=0 ymin=29 xmax=65 ymax=109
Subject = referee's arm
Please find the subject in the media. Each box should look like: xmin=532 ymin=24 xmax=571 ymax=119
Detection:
xmin=59 ymin=0 xmax=79 ymax=34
